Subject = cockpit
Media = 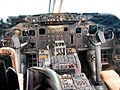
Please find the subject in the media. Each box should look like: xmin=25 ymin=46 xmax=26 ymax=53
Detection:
xmin=0 ymin=1 xmax=120 ymax=88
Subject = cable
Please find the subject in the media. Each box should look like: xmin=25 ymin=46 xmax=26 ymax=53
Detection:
xmin=58 ymin=0 xmax=63 ymax=13
xmin=52 ymin=0 xmax=56 ymax=13
xmin=48 ymin=0 xmax=51 ymax=13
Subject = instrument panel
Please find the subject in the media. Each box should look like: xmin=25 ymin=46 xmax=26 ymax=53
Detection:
xmin=19 ymin=13 xmax=92 ymax=51
xmin=21 ymin=24 xmax=90 ymax=51
xmin=4 ymin=13 xmax=118 ymax=52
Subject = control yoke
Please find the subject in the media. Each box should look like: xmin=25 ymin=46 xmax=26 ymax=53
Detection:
xmin=97 ymin=30 xmax=114 ymax=44
xmin=87 ymin=30 xmax=114 ymax=86
xmin=87 ymin=30 xmax=114 ymax=45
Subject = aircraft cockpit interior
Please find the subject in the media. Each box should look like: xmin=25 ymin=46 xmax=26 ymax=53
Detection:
xmin=0 ymin=6 xmax=120 ymax=90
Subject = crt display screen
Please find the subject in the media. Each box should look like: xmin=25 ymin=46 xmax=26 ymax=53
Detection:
xmin=29 ymin=30 xmax=35 ymax=36
xmin=76 ymin=28 xmax=81 ymax=33
xmin=22 ymin=31 xmax=29 ymax=36
xmin=64 ymin=27 xmax=68 ymax=31
xmin=39 ymin=28 xmax=45 ymax=35
xmin=89 ymin=25 xmax=97 ymax=34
